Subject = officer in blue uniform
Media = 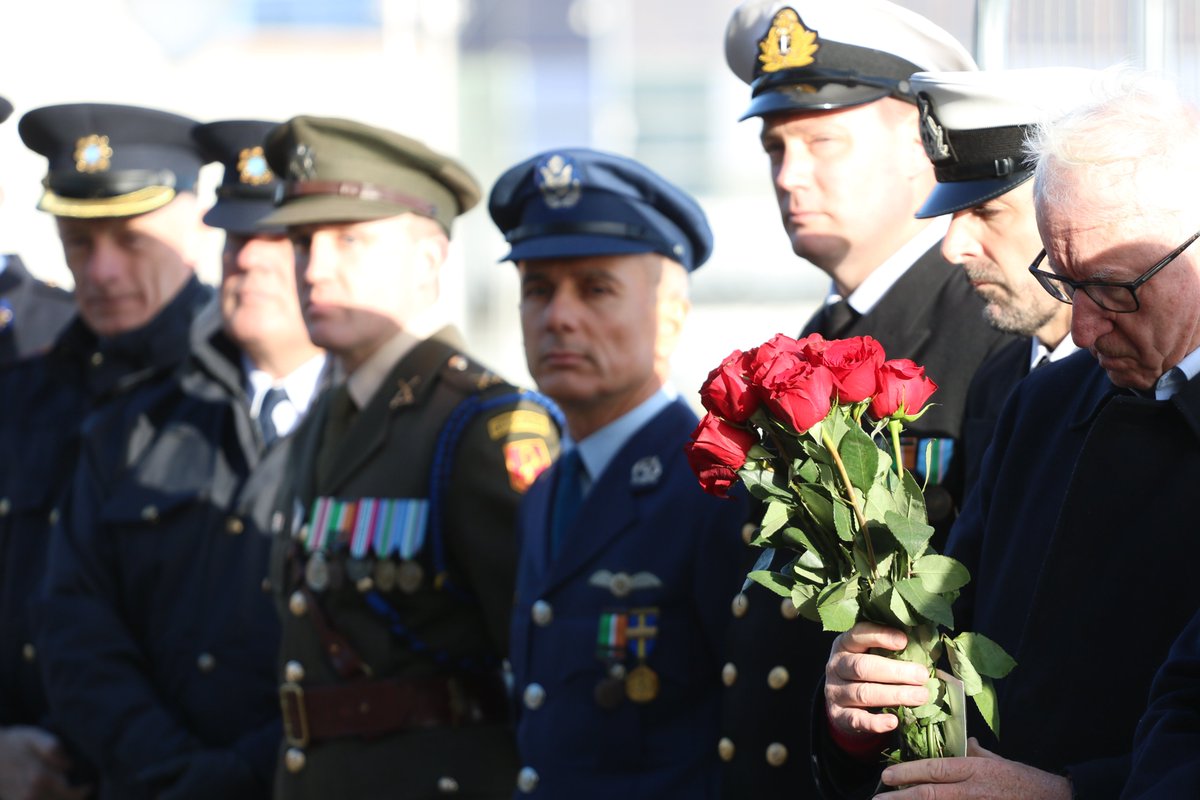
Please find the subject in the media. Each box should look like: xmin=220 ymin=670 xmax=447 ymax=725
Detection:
xmin=35 ymin=119 xmax=327 ymax=799
xmin=0 ymin=95 xmax=74 ymax=365
xmin=490 ymin=148 xmax=749 ymax=798
xmin=0 ymin=103 xmax=210 ymax=800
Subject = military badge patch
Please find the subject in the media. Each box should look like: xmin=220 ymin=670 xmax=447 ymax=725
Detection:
xmin=488 ymin=409 xmax=554 ymax=441
xmin=505 ymin=439 xmax=552 ymax=493
xmin=74 ymin=134 xmax=113 ymax=173
xmin=535 ymin=153 xmax=582 ymax=209
xmin=757 ymin=8 xmax=819 ymax=74
xmin=917 ymin=95 xmax=954 ymax=162
xmin=237 ymin=145 xmax=273 ymax=185
xmin=289 ymin=143 xmax=316 ymax=181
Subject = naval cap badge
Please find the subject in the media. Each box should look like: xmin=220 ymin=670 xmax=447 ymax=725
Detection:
xmin=757 ymin=8 xmax=819 ymax=75
xmin=917 ymin=95 xmax=953 ymax=163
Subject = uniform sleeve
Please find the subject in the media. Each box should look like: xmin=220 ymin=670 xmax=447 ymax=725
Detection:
xmin=33 ymin=431 xmax=264 ymax=798
xmin=443 ymin=395 xmax=559 ymax=656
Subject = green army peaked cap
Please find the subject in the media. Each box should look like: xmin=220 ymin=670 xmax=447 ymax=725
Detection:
xmin=260 ymin=115 xmax=481 ymax=232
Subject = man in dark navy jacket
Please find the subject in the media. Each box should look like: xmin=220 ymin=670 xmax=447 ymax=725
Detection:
xmin=490 ymin=148 xmax=748 ymax=798
xmin=820 ymin=71 xmax=1200 ymax=800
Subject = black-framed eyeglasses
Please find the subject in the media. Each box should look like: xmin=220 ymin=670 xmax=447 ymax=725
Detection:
xmin=1028 ymin=228 xmax=1200 ymax=313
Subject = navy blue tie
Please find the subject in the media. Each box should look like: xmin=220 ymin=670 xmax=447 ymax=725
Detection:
xmin=258 ymin=386 xmax=288 ymax=446
xmin=550 ymin=449 xmax=584 ymax=559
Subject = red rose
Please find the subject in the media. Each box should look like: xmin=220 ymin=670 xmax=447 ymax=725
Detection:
xmin=759 ymin=359 xmax=835 ymax=433
xmin=869 ymin=359 xmax=939 ymax=421
xmin=686 ymin=413 xmax=758 ymax=497
xmin=795 ymin=332 xmax=830 ymax=363
xmin=820 ymin=336 xmax=886 ymax=403
xmin=700 ymin=348 xmax=760 ymax=423
xmin=747 ymin=334 xmax=804 ymax=385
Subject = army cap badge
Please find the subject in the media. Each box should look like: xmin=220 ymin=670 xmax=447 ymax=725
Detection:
xmin=193 ymin=119 xmax=284 ymax=234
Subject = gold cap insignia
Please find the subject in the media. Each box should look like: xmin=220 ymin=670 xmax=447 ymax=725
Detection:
xmin=74 ymin=135 xmax=113 ymax=173
xmin=758 ymin=8 xmax=819 ymax=74
xmin=536 ymin=153 xmax=581 ymax=209
xmin=237 ymin=146 xmax=274 ymax=185
xmin=288 ymin=143 xmax=316 ymax=181
xmin=917 ymin=95 xmax=953 ymax=163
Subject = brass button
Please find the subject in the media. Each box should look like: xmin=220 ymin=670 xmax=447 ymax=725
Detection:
xmin=48 ymin=508 xmax=60 ymax=526
xmin=21 ymin=643 xmax=36 ymax=663
xmin=766 ymin=742 xmax=788 ymax=767
xmin=721 ymin=662 xmax=738 ymax=687
xmin=141 ymin=505 xmax=159 ymax=522
xmin=225 ymin=517 xmax=244 ymax=535
xmin=741 ymin=522 xmax=757 ymax=545
xmin=516 ymin=767 xmax=539 ymax=794
xmin=90 ymin=352 xmax=104 ymax=366
xmin=780 ymin=598 xmax=800 ymax=620
xmin=767 ymin=666 xmax=790 ymax=690
xmin=288 ymin=591 xmax=308 ymax=617
xmin=261 ymin=577 xmax=272 ymax=594
xmin=284 ymin=660 xmax=306 ymax=683
xmin=0 ymin=498 xmax=12 ymax=516
xmin=196 ymin=653 xmax=216 ymax=673
xmin=437 ymin=776 xmax=459 ymax=793
xmin=523 ymin=683 xmax=546 ymax=710
xmin=284 ymin=748 xmax=306 ymax=773
xmin=718 ymin=737 xmax=735 ymax=762
xmin=731 ymin=592 xmax=749 ymax=618
xmin=531 ymin=600 xmax=553 ymax=627
xmin=447 ymin=355 xmax=468 ymax=371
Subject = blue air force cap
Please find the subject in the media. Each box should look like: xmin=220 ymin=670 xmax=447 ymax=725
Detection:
xmin=193 ymin=119 xmax=283 ymax=235
xmin=725 ymin=1 xmax=976 ymax=121
xmin=0 ymin=97 xmax=11 ymax=126
xmin=19 ymin=103 xmax=204 ymax=219
xmin=488 ymin=148 xmax=713 ymax=272
xmin=912 ymin=68 xmax=1101 ymax=219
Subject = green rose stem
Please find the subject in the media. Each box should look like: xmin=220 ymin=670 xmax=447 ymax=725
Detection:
xmin=888 ymin=419 xmax=904 ymax=482
xmin=821 ymin=425 xmax=877 ymax=581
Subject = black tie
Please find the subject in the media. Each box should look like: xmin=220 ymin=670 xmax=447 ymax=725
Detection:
xmin=258 ymin=386 xmax=288 ymax=446
xmin=550 ymin=449 xmax=585 ymax=559
xmin=1034 ymin=354 xmax=1051 ymax=370
xmin=824 ymin=299 xmax=858 ymax=337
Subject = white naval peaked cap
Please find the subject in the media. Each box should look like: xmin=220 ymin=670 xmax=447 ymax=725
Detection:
xmin=911 ymin=67 xmax=1101 ymax=219
xmin=725 ymin=0 xmax=977 ymax=121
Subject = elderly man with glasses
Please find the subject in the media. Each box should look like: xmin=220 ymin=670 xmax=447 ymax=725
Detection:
xmin=813 ymin=71 xmax=1200 ymax=800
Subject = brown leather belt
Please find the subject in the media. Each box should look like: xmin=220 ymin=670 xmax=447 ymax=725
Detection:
xmin=280 ymin=673 xmax=509 ymax=747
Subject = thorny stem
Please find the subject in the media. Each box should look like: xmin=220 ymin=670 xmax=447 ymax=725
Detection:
xmin=821 ymin=426 xmax=877 ymax=580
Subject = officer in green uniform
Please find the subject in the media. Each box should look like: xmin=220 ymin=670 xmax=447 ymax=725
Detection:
xmin=261 ymin=116 xmax=561 ymax=799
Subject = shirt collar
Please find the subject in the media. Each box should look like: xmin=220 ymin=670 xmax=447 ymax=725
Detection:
xmin=1031 ymin=336 xmax=1080 ymax=371
xmin=1155 ymin=345 xmax=1200 ymax=400
xmin=344 ymin=330 xmax=422 ymax=410
xmin=826 ymin=217 xmax=950 ymax=316
xmin=569 ymin=385 xmax=677 ymax=492
xmin=244 ymin=352 xmax=328 ymax=417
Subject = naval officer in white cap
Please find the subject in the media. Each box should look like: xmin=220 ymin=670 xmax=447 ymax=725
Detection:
xmin=718 ymin=3 xmax=1016 ymax=797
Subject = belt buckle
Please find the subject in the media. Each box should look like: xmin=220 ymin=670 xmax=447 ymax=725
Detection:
xmin=279 ymin=682 xmax=310 ymax=748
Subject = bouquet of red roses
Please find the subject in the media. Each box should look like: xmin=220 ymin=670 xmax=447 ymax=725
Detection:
xmin=685 ymin=332 xmax=1014 ymax=763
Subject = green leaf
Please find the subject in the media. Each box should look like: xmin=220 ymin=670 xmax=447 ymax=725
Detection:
xmin=972 ymin=677 xmax=1002 ymax=736
xmin=816 ymin=580 xmax=860 ymax=632
xmin=774 ymin=525 xmax=820 ymax=554
xmin=798 ymin=484 xmax=836 ymax=532
xmin=911 ymin=676 xmax=946 ymax=719
xmin=899 ymin=469 xmax=928 ymax=519
xmin=759 ymin=501 xmax=791 ymax=540
xmin=790 ymin=582 xmax=823 ymax=623
xmin=747 ymin=443 xmax=773 ymax=460
xmin=863 ymin=481 xmax=902 ymax=525
xmin=790 ymin=550 xmax=827 ymax=585
xmin=953 ymin=632 xmax=1017 ymax=679
xmin=945 ymin=638 xmax=983 ymax=696
xmin=838 ymin=425 xmax=880 ymax=494
xmin=737 ymin=462 xmax=793 ymax=503
xmin=885 ymin=510 xmax=935 ymax=561
xmin=794 ymin=457 xmax=821 ymax=483
xmin=822 ymin=410 xmax=850 ymax=450
xmin=833 ymin=498 xmax=854 ymax=542
xmin=913 ymin=554 xmax=971 ymax=593
xmin=888 ymin=585 xmax=918 ymax=626
xmin=895 ymin=578 xmax=954 ymax=629
xmin=747 ymin=570 xmax=794 ymax=598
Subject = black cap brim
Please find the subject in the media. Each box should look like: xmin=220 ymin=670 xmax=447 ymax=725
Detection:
xmin=740 ymin=82 xmax=896 ymax=121
xmin=204 ymin=197 xmax=286 ymax=235
xmin=915 ymin=172 xmax=1033 ymax=219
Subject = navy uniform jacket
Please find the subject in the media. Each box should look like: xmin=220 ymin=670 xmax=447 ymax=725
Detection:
xmin=0 ymin=276 xmax=210 ymax=742
xmin=721 ymin=246 xmax=1015 ymax=798
xmin=958 ymin=337 xmax=1032 ymax=498
xmin=1123 ymin=607 xmax=1200 ymax=799
xmin=0 ymin=255 xmax=74 ymax=366
xmin=815 ymin=350 xmax=1200 ymax=800
xmin=510 ymin=398 xmax=748 ymax=798
xmin=35 ymin=300 xmax=307 ymax=799
xmin=269 ymin=328 xmax=560 ymax=800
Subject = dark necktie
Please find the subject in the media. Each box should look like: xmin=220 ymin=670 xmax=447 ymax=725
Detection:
xmin=823 ymin=299 xmax=859 ymax=337
xmin=316 ymin=386 xmax=357 ymax=485
xmin=1034 ymin=354 xmax=1051 ymax=370
xmin=258 ymin=386 xmax=288 ymax=446
xmin=550 ymin=449 xmax=585 ymax=559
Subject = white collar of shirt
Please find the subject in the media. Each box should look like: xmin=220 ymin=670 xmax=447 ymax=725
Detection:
xmin=568 ymin=385 xmax=677 ymax=494
xmin=1154 ymin=345 xmax=1200 ymax=400
xmin=1030 ymin=336 xmax=1080 ymax=371
xmin=244 ymin=352 xmax=328 ymax=420
xmin=0 ymin=255 xmax=8 ymax=276
xmin=820 ymin=217 xmax=950 ymax=316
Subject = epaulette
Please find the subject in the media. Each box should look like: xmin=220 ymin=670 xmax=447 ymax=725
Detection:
xmin=437 ymin=351 xmax=509 ymax=395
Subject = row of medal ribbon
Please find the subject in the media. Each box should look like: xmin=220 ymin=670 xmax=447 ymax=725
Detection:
xmin=594 ymin=608 xmax=660 ymax=705
xmin=301 ymin=496 xmax=429 ymax=559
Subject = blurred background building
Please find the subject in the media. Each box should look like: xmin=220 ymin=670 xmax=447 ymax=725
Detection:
xmin=1 ymin=0 xmax=1196 ymax=398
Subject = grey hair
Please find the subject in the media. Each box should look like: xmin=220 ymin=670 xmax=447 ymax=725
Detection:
xmin=1025 ymin=67 xmax=1200 ymax=228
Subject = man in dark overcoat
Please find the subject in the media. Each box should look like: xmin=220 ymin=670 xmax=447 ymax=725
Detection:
xmin=261 ymin=116 xmax=560 ymax=799
xmin=821 ymin=71 xmax=1200 ymax=800
xmin=0 ymin=102 xmax=211 ymax=800
xmin=34 ymin=119 xmax=327 ymax=799
xmin=716 ymin=3 xmax=1015 ymax=795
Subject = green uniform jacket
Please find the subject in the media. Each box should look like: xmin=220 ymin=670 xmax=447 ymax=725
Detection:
xmin=269 ymin=327 xmax=560 ymax=800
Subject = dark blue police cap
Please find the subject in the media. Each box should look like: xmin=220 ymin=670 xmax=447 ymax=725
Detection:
xmin=19 ymin=103 xmax=203 ymax=219
xmin=0 ymin=97 xmax=11 ymax=126
xmin=488 ymin=148 xmax=713 ymax=271
xmin=193 ymin=119 xmax=283 ymax=235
